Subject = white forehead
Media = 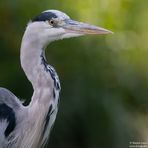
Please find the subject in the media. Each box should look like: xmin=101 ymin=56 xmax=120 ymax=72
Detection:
xmin=43 ymin=10 xmax=70 ymax=20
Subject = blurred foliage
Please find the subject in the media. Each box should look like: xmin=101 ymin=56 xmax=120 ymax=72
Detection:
xmin=0 ymin=0 xmax=148 ymax=148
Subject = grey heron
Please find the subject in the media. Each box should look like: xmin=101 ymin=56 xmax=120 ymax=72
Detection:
xmin=0 ymin=10 xmax=112 ymax=148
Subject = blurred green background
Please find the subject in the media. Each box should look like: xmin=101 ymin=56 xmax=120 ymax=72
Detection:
xmin=0 ymin=0 xmax=148 ymax=148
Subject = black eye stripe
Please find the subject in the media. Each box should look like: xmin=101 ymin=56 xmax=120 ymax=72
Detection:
xmin=32 ymin=12 xmax=57 ymax=22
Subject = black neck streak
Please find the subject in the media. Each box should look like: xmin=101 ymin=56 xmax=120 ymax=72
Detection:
xmin=40 ymin=53 xmax=61 ymax=91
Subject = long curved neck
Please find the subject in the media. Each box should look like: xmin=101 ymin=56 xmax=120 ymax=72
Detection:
xmin=20 ymin=25 xmax=54 ymax=105
xmin=19 ymin=25 xmax=61 ymax=147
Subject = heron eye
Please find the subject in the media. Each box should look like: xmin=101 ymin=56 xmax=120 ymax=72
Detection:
xmin=49 ymin=19 xmax=55 ymax=26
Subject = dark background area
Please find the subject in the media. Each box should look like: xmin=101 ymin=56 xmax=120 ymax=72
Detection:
xmin=0 ymin=0 xmax=148 ymax=148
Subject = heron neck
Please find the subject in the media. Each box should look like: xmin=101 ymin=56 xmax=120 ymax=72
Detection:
xmin=20 ymin=25 xmax=60 ymax=108
xmin=20 ymin=30 xmax=53 ymax=92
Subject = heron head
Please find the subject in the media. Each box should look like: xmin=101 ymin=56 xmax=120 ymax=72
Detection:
xmin=27 ymin=10 xmax=112 ymax=44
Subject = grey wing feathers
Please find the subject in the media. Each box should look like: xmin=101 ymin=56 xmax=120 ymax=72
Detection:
xmin=0 ymin=87 xmax=22 ymax=111
xmin=0 ymin=87 xmax=23 ymax=147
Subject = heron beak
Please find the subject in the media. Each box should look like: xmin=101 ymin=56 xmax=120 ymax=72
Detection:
xmin=62 ymin=19 xmax=113 ymax=35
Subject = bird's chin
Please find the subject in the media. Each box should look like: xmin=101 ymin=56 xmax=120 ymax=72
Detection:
xmin=61 ymin=32 xmax=84 ymax=39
